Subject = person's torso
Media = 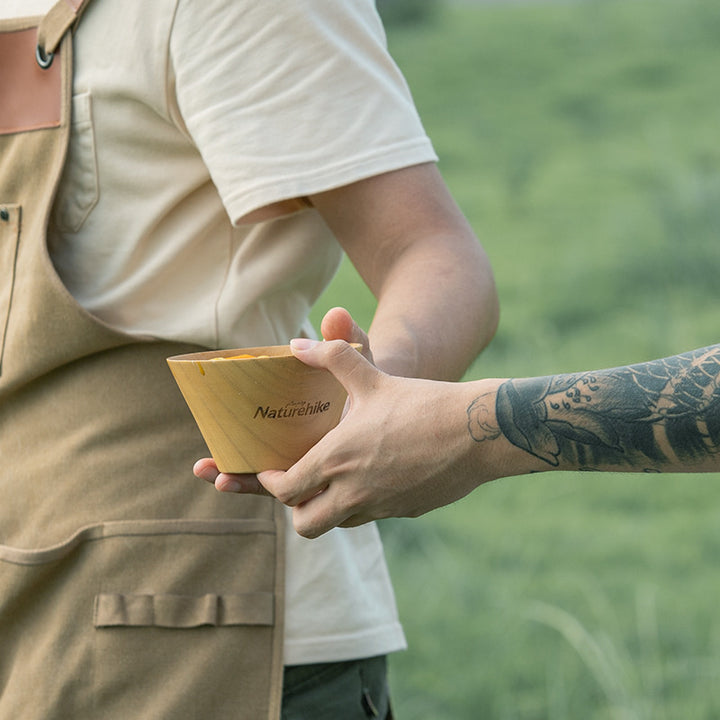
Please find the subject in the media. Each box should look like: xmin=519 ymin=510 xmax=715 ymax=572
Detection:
xmin=2 ymin=0 xmax=411 ymax=666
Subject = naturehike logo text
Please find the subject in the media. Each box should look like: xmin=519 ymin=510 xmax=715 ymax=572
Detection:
xmin=254 ymin=400 xmax=331 ymax=420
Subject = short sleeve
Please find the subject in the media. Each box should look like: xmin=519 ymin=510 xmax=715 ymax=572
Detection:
xmin=169 ymin=0 xmax=437 ymax=224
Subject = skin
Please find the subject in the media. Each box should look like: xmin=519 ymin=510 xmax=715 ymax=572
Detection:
xmin=197 ymin=339 xmax=720 ymax=539
xmin=195 ymin=160 xmax=500 ymax=497
xmin=307 ymin=162 xmax=499 ymax=380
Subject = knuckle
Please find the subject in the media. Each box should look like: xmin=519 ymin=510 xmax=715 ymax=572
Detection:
xmin=274 ymin=491 xmax=297 ymax=507
xmin=326 ymin=338 xmax=351 ymax=359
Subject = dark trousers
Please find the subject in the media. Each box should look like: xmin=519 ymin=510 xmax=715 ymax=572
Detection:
xmin=282 ymin=655 xmax=393 ymax=719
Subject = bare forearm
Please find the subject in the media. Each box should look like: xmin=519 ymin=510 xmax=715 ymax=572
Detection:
xmin=310 ymin=163 xmax=499 ymax=381
xmin=468 ymin=344 xmax=720 ymax=477
xmin=226 ymin=342 xmax=720 ymax=538
xmin=369 ymin=233 xmax=498 ymax=380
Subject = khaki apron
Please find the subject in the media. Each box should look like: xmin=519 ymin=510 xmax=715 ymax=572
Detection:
xmin=0 ymin=3 xmax=284 ymax=718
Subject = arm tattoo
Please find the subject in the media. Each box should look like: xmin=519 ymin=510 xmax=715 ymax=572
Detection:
xmin=467 ymin=345 xmax=720 ymax=469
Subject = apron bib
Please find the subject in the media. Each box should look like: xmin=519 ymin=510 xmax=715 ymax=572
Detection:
xmin=0 ymin=3 xmax=284 ymax=717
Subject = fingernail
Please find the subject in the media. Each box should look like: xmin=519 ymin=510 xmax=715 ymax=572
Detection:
xmin=290 ymin=338 xmax=318 ymax=351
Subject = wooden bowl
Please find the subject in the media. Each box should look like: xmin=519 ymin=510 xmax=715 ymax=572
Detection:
xmin=167 ymin=344 xmax=357 ymax=473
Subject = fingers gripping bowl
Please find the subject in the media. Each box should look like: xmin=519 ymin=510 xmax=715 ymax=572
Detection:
xmin=167 ymin=344 xmax=359 ymax=473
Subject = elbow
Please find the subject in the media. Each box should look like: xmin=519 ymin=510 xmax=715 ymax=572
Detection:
xmin=469 ymin=250 xmax=500 ymax=356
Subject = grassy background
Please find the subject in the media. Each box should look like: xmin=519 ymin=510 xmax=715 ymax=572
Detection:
xmin=309 ymin=0 xmax=720 ymax=717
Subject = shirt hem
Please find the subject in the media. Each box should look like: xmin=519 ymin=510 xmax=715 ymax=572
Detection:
xmin=283 ymin=623 xmax=407 ymax=666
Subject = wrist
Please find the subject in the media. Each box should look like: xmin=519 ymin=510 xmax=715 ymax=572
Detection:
xmin=463 ymin=378 xmax=549 ymax=483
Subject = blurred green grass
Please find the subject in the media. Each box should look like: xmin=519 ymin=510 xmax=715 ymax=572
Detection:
xmin=310 ymin=0 xmax=720 ymax=717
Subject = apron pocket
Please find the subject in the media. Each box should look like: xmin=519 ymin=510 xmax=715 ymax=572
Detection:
xmin=0 ymin=518 xmax=281 ymax=720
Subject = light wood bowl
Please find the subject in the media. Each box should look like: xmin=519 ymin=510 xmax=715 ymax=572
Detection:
xmin=167 ymin=344 xmax=358 ymax=473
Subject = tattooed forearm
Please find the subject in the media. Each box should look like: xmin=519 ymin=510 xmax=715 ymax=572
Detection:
xmin=467 ymin=345 xmax=720 ymax=470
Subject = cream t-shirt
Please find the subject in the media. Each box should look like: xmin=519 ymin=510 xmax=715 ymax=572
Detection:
xmin=7 ymin=0 xmax=438 ymax=664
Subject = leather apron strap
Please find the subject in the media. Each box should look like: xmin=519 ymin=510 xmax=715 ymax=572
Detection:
xmin=37 ymin=0 xmax=94 ymax=63
xmin=0 ymin=4 xmax=284 ymax=718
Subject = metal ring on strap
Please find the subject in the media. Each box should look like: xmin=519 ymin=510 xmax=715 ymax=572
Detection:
xmin=36 ymin=0 xmax=94 ymax=71
xmin=35 ymin=44 xmax=54 ymax=69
